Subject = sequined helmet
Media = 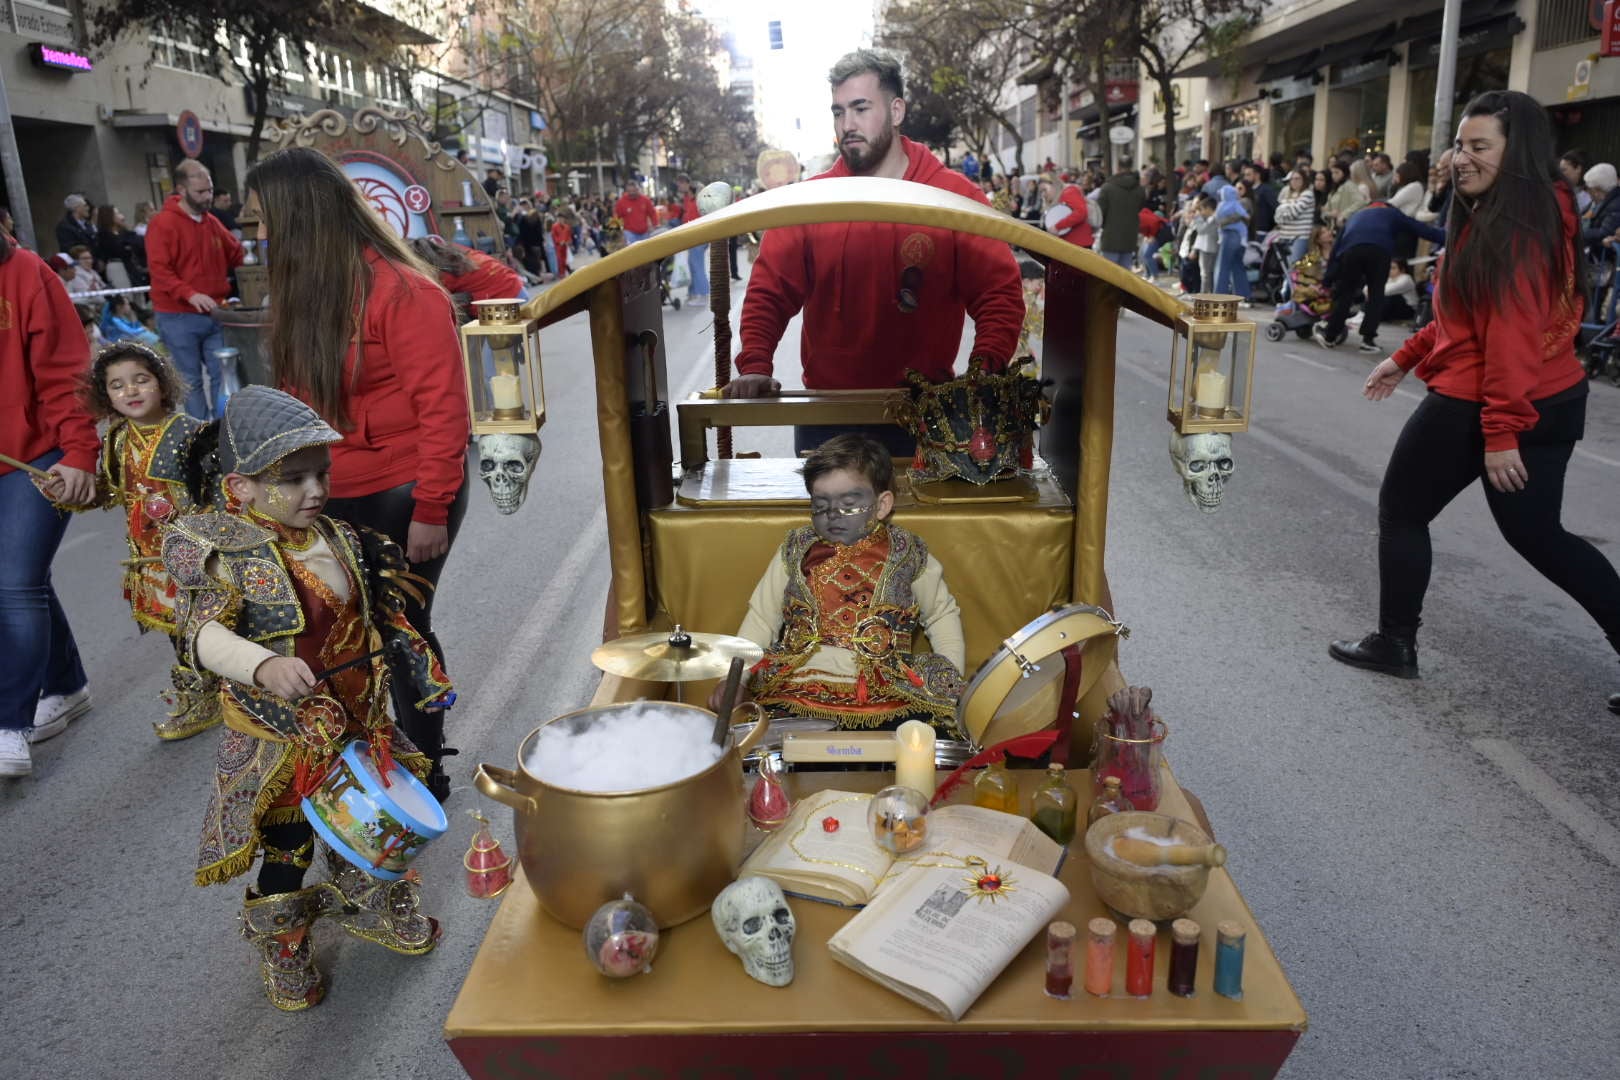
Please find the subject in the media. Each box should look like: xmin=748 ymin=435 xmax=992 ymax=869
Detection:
xmin=219 ymin=386 xmax=342 ymax=476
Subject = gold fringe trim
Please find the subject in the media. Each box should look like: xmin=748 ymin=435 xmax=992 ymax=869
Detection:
xmin=194 ymin=740 xmax=297 ymax=888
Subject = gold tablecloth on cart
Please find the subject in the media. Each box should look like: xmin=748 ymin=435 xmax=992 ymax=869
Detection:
xmin=445 ymin=767 xmax=1306 ymax=1078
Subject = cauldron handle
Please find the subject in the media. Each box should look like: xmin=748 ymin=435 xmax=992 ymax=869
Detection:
xmin=729 ymin=702 xmax=770 ymax=757
xmin=474 ymin=763 xmax=538 ymax=815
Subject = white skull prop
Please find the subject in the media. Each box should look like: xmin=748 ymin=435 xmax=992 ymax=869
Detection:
xmin=477 ymin=433 xmax=541 ymax=514
xmin=712 ymin=876 xmax=796 ymax=986
xmin=1168 ymin=431 xmax=1235 ymax=513
xmin=696 ymin=180 xmax=734 ymax=215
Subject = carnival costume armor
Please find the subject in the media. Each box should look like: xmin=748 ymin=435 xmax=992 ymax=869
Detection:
xmin=163 ymin=386 xmax=452 ymax=1011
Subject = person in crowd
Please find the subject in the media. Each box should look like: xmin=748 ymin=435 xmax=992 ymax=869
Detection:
xmin=1349 ymin=158 xmax=1378 ymax=203
xmin=1095 ymin=165 xmax=1145 ymax=270
xmin=1417 ymin=149 xmax=1455 ymax=228
xmin=99 ymin=293 xmax=162 ymax=348
xmin=1200 ymin=160 xmax=1230 ymax=198
xmin=1388 ymin=161 xmax=1426 ymax=218
xmin=1138 ymin=203 xmax=1171 ymax=278
xmin=0 ymin=232 xmax=99 ymax=776
xmin=674 ymin=173 xmax=709 ymax=302
xmin=613 ymin=178 xmax=659 ymax=244
xmin=724 ymin=48 xmax=1023 ymax=458
xmin=1040 ymin=171 xmax=1093 ymax=248
xmin=1234 ymin=178 xmax=1256 ymax=222
xmin=146 ymin=159 xmax=244 ymax=419
xmin=1560 ymin=150 xmax=1591 ymax=215
xmin=56 ymin=193 xmax=96 ymax=255
xmin=1295 ymin=149 xmax=1315 ymax=173
xmin=1188 ymin=193 xmax=1221 ymax=292
xmin=1213 ymin=185 xmax=1251 ymax=301
xmin=408 ymin=235 xmax=526 ymax=309
xmin=1274 ymin=168 xmax=1318 ymax=274
xmin=132 ymin=201 xmax=156 ymax=238
xmin=1312 ymin=169 xmax=1332 ymax=225
xmin=550 ymin=212 xmax=573 ymax=279
xmin=93 ymin=205 xmax=142 ymax=283
xmin=1580 ymin=163 xmax=1620 ymax=258
xmin=484 ymin=166 xmax=504 ymax=197
xmin=60 ymin=246 xmax=107 ymax=310
xmin=242 ymin=146 xmax=471 ymax=800
xmin=1313 ymin=197 xmax=1444 ymax=354
xmin=1021 ymin=178 xmax=1043 ymax=225
xmin=516 ymin=201 xmax=549 ymax=278
xmin=1323 ymin=161 xmax=1368 ymax=228
xmin=1376 ymin=258 xmax=1419 ymax=323
xmin=1368 ymin=152 xmax=1395 ymax=198
xmin=1243 ymin=162 xmax=1277 ymax=235
xmin=1331 ymin=91 xmax=1620 ymax=713
xmin=210 ymin=190 xmax=239 ymax=235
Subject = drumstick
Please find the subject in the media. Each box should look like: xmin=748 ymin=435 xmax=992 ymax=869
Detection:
xmin=1111 ymin=836 xmax=1228 ymax=868
xmin=309 ymin=641 xmax=396 ymax=684
xmin=0 ymin=451 xmax=56 ymax=482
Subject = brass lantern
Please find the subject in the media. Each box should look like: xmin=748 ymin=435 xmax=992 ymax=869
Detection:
xmin=1167 ymin=294 xmax=1255 ymax=434
xmin=460 ymin=298 xmax=546 ymax=436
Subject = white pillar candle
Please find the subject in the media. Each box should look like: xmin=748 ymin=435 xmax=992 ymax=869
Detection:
xmin=489 ymin=373 xmax=523 ymax=412
xmin=1194 ymin=369 xmax=1230 ymax=413
xmin=894 ymin=720 xmax=937 ymax=799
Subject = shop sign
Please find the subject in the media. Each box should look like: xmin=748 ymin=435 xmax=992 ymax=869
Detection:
xmin=1330 ymin=58 xmax=1386 ymax=88
xmin=1104 ymin=80 xmax=1139 ymax=106
xmin=176 ymin=110 xmax=204 ymax=158
xmin=1410 ymin=17 xmax=1523 ymax=68
xmin=1603 ymin=1 xmax=1620 ymax=57
xmin=2 ymin=1 xmax=73 ymax=44
xmin=27 ymin=42 xmax=91 ymax=73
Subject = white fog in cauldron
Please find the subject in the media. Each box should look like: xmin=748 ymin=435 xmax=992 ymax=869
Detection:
xmin=525 ymin=703 xmax=725 ymax=792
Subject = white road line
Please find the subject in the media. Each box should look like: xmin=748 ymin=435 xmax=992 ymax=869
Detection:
xmin=58 ymin=530 xmax=101 ymax=555
xmin=1283 ymin=351 xmax=1335 ymax=371
xmin=454 ymin=505 xmax=609 ymax=739
xmin=1472 ymin=737 xmax=1620 ymax=870
xmin=1574 ymin=447 xmax=1620 ymax=468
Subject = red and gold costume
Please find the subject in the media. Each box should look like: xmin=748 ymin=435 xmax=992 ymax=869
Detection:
xmin=739 ymin=523 xmax=965 ymax=730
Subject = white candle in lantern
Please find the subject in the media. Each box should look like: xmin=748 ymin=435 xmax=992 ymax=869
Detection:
xmin=894 ymin=720 xmax=937 ymax=799
xmin=489 ymin=373 xmax=523 ymax=412
xmin=1194 ymin=369 xmax=1230 ymax=413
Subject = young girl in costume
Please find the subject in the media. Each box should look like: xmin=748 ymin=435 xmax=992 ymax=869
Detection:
xmin=730 ymin=434 xmax=965 ymax=732
xmin=81 ymin=342 xmax=219 ymax=740
xmin=164 ymin=385 xmax=453 ymax=1011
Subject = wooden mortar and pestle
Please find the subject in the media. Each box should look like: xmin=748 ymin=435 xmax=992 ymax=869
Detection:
xmin=1084 ymin=811 xmax=1226 ymax=922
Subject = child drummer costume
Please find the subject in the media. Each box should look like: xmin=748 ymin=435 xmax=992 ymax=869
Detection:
xmin=163 ymin=386 xmax=453 ymax=1011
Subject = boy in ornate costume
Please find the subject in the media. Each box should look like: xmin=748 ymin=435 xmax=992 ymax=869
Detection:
xmin=734 ymin=435 xmax=965 ymax=731
xmin=164 ymin=386 xmax=453 ymax=1011
xmin=81 ymin=342 xmax=220 ymax=740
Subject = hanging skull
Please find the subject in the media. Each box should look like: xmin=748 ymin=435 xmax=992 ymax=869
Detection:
xmin=696 ymin=180 xmax=734 ymax=215
xmin=712 ymin=876 xmax=796 ymax=986
xmin=477 ymin=433 xmax=542 ymax=514
xmin=1168 ymin=431 xmax=1235 ymax=514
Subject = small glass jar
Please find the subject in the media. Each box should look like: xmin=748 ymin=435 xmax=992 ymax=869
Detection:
xmin=1092 ymin=716 xmax=1168 ymax=811
xmin=1087 ymin=774 xmax=1135 ymax=827
xmin=972 ymin=759 xmax=1020 ymax=813
xmin=1044 ymin=920 xmax=1076 ymax=999
xmin=1029 ymin=764 xmax=1078 ymax=845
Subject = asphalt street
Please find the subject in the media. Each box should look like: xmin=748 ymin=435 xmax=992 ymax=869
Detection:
xmin=4 ymin=257 xmax=1619 ymax=1079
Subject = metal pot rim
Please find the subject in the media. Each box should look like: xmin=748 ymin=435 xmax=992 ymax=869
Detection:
xmin=512 ymin=700 xmax=741 ymax=798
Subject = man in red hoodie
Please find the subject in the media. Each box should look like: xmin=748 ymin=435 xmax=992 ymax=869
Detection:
xmin=613 ymin=178 xmax=659 ymax=244
xmin=146 ymin=160 xmax=244 ymax=418
xmin=727 ymin=49 xmax=1023 ymax=453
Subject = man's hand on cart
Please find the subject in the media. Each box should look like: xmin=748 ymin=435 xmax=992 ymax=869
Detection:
xmin=724 ymin=374 xmax=781 ymax=398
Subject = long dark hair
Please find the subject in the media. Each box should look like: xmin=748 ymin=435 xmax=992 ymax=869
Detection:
xmin=1441 ymin=90 xmax=1580 ymax=313
xmin=243 ymin=146 xmax=440 ymax=428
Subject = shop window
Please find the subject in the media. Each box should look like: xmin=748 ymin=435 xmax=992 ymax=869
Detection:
xmin=1019 ymin=96 xmax=1036 ymax=141
xmin=150 ymin=24 xmax=211 ymax=75
xmin=1407 ymin=48 xmax=1510 ymax=154
xmin=1217 ymin=102 xmax=1260 ymax=164
xmin=1270 ymin=97 xmax=1314 ymax=160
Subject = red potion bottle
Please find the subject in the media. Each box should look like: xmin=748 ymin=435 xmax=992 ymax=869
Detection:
xmin=748 ymin=755 xmax=792 ymax=831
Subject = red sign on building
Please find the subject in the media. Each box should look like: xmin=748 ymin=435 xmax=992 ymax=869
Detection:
xmin=1603 ymin=0 xmax=1620 ymax=57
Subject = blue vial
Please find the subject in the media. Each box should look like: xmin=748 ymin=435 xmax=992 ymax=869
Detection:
xmin=1214 ymin=920 xmax=1245 ymax=1000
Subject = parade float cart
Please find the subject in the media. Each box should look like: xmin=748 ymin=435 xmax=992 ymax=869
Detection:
xmin=444 ymin=178 xmax=1304 ymax=1077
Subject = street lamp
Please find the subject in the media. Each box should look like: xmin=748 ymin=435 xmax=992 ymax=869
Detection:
xmin=1166 ymin=294 xmax=1255 ymax=434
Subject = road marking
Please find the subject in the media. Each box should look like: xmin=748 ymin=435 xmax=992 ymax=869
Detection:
xmin=454 ymin=505 xmax=609 ymax=741
xmin=1575 ymin=447 xmax=1620 ymax=468
xmin=1283 ymin=351 xmax=1335 ymax=371
xmin=1472 ymin=737 xmax=1620 ymax=870
xmin=59 ymin=530 xmax=101 ymax=555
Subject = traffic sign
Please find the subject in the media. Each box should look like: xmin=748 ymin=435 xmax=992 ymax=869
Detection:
xmin=177 ymin=110 xmax=204 ymax=158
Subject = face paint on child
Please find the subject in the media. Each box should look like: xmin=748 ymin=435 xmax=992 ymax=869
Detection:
xmin=809 ymin=467 xmax=895 ymax=545
xmin=230 ymin=445 xmax=332 ymax=528
xmin=104 ymin=359 xmax=165 ymax=423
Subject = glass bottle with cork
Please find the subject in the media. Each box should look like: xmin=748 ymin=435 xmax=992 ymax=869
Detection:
xmin=1029 ymin=763 xmax=1078 ymax=844
xmin=1087 ymin=774 xmax=1134 ymax=827
xmin=972 ymin=758 xmax=1020 ymax=813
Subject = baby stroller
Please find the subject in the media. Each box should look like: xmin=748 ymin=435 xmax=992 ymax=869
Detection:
xmin=1263 ymin=259 xmax=1331 ymax=342
xmin=1249 ymin=234 xmax=1290 ymax=305
xmin=658 ymin=250 xmax=682 ymax=311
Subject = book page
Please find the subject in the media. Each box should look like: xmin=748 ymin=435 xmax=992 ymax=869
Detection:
xmin=872 ymin=805 xmax=1065 ymax=898
xmin=740 ymin=790 xmax=892 ymax=903
xmin=828 ymin=861 xmax=1070 ymax=1021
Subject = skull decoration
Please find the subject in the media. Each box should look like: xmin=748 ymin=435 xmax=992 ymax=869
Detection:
xmin=1168 ymin=431 xmax=1235 ymax=514
xmin=712 ymin=876 xmax=796 ymax=986
xmin=476 ymin=433 xmax=541 ymax=514
xmin=696 ymin=180 xmax=734 ymax=216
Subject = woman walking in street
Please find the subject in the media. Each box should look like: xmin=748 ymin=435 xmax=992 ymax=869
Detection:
xmin=1330 ymin=91 xmax=1620 ymax=715
xmin=243 ymin=146 xmax=471 ymax=796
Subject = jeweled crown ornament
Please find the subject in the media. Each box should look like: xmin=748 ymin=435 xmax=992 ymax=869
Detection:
xmin=463 ymin=810 xmax=513 ymax=899
xmin=891 ymin=357 xmax=1044 ymax=485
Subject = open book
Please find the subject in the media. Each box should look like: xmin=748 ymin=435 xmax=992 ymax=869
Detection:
xmin=828 ymin=858 xmax=1070 ymax=1021
xmin=740 ymin=789 xmax=1065 ymax=906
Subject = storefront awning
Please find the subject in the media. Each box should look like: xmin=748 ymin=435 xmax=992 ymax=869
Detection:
xmin=1257 ymin=50 xmax=1321 ymax=84
xmin=1391 ymin=0 xmax=1518 ymax=45
xmin=1408 ymin=13 xmax=1525 ymax=68
xmin=1077 ymin=104 xmax=1138 ymax=139
xmin=1312 ymin=24 xmax=1398 ymax=72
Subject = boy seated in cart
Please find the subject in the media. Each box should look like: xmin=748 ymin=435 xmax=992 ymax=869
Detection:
xmin=730 ymin=434 xmax=965 ymax=731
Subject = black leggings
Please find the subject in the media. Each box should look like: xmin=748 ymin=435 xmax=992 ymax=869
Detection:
xmin=325 ymin=458 xmax=470 ymax=762
xmin=1324 ymin=244 xmax=1390 ymax=344
xmin=1377 ymin=386 xmax=1620 ymax=646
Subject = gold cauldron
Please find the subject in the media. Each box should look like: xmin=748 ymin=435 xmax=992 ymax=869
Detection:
xmin=474 ymin=701 xmax=770 ymax=928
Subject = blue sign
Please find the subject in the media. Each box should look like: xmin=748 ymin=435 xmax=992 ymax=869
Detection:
xmin=177 ymin=110 xmax=204 ymax=158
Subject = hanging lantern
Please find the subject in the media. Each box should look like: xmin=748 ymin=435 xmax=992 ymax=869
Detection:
xmin=460 ymin=299 xmax=546 ymax=436
xmin=1166 ymin=294 xmax=1255 ymax=435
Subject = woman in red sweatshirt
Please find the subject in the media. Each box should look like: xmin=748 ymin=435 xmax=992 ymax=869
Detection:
xmin=0 ymin=239 xmax=100 ymax=775
xmin=1331 ymin=92 xmax=1620 ymax=711
xmin=244 ymin=147 xmax=470 ymax=796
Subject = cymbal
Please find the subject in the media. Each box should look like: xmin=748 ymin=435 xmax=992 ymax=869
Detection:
xmin=591 ymin=625 xmax=764 ymax=682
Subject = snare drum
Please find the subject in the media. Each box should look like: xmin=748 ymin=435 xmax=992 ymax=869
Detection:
xmin=955 ymin=603 xmax=1127 ymax=749
xmin=302 ymin=740 xmax=449 ymax=880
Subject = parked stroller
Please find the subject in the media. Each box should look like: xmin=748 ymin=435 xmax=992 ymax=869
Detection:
xmin=1249 ymin=234 xmax=1290 ymax=305
xmin=658 ymin=250 xmax=682 ymax=311
xmin=1263 ymin=258 xmax=1331 ymax=341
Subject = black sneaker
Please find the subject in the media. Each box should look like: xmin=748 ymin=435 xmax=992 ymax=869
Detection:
xmin=1609 ymin=692 xmax=1620 ymax=716
xmin=1312 ymin=323 xmax=1338 ymax=350
xmin=1328 ymin=632 xmax=1419 ymax=678
xmin=1358 ymin=340 xmax=1382 ymax=355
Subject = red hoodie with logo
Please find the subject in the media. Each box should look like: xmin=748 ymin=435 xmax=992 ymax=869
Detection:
xmin=0 ymin=244 xmax=98 ymax=477
xmin=736 ymin=137 xmax=1023 ymax=388
xmin=1391 ymin=184 xmax=1586 ymax=451
xmin=144 ymin=193 xmax=244 ymax=314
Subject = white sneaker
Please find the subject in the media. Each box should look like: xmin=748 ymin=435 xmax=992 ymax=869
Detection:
xmin=0 ymin=729 xmax=32 ymax=777
xmin=30 ymin=687 xmax=91 ymax=744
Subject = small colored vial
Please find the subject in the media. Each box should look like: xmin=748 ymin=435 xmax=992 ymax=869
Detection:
xmin=1044 ymin=920 xmax=1076 ymax=999
xmin=1168 ymin=918 xmax=1200 ymax=997
xmin=1084 ymin=917 xmax=1117 ymax=997
xmin=1125 ymin=919 xmax=1156 ymax=998
xmin=1214 ymin=920 xmax=1246 ymax=1000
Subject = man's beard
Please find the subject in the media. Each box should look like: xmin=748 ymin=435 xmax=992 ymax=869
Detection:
xmin=184 ymin=193 xmax=211 ymax=215
xmin=839 ymin=120 xmax=895 ymax=175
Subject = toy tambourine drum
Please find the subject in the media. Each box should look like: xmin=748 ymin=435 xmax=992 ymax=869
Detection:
xmin=954 ymin=604 xmax=1128 ymax=750
xmin=302 ymin=740 xmax=449 ymax=880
